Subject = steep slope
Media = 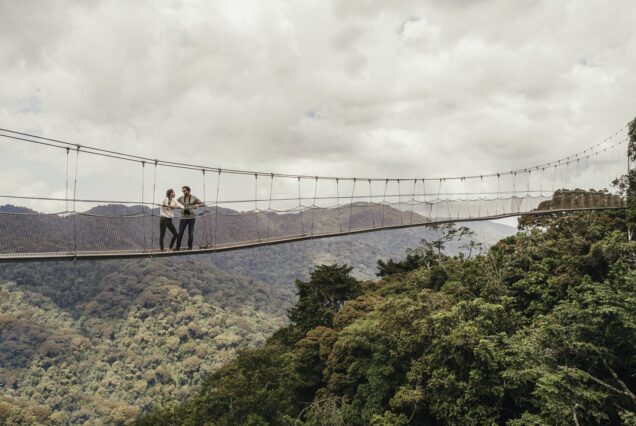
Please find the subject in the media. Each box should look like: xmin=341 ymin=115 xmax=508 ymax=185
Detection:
xmin=0 ymin=206 xmax=514 ymax=424
xmin=137 ymin=209 xmax=636 ymax=425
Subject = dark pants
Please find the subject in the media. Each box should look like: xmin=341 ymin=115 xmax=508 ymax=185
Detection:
xmin=159 ymin=217 xmax=178 ymax=250
xmin=176 ymin=218 xmax=195 ymax=250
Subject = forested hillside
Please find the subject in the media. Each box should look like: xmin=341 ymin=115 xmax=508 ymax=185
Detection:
xmin=0 ymin=260 xmax=292 ymax=424
xmin=138 ymin=208 xmax=636 ymax=425
xmin=207 ymin=221 xmax=514 ymax=285
xmin=0 ymin=219 xmax=512 ymax=424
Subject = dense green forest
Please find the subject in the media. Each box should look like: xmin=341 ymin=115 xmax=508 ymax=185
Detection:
xmin=137 ymin=208 xmax=636 ymax=424
xmin=0 ymin=221 xmax=511 ymax=425
xmin=0 ymin=260 xmax=292 ymax=424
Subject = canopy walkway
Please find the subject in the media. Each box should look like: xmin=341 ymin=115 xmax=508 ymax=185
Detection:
xmin=0 ymin=124 xmax=630 ymax=263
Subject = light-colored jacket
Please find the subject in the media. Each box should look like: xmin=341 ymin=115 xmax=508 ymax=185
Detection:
xmin=160 ymin=198 xmax=183 ymax=218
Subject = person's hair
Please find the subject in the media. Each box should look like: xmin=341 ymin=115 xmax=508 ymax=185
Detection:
xmin=166 ymin=189 xmax=174 ymax=197
xmin=182 ymin=185 xmax=191 ymax=192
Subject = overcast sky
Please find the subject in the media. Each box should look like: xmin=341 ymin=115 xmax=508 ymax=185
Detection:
xmin=0 ymin=0 xmax=635 ymax=210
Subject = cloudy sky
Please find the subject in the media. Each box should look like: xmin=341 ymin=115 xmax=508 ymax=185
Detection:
xmin=0 ymin=0 xmax=634 ymax=210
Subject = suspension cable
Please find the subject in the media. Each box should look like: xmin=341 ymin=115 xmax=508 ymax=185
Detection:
xmin=202 ymin=169 xmax=209 ymax=247
xmin=311 ymin=177 xmax=318 ymax=236
xmin=336 ymin=178 xmax=342 ymax=232
xmin=266 ymin=173 xmax=274 ymax=242
xmin=381 ymin=179 xmax=388 ymax=228
xmin=298 ymin=177 xmax=304 ymax=235
xmin=435 ymin=178 xmax=442 ymax=222
xmin=495 ymin=175 xmax=501 ymax=216
xmin=214 ymin=170 xmax=221 ymax=247
xmin=65 ymin=148 xmax=70 ymax=214
xmin=72 ymin=145 xmax=80 ymax=256
xmin=0 ymin=124 xmax=627 ymax=184
xmin=141 ymin=161 xmax=147 ymax=252
xmin=458 ymin=178 xmax=464 ymax=219
xmin=151 ymin=160 xmax=158 ymax=251
xmin=409 ymin=178 xmax=416 ymax=225
xmin=369 ymin=179 xmax=375 ymax=228
xmin=477 ymin=176 xmax=483 ymax=218
xmin=349 ymin=178 xmax=356 ymax=232
xmin=254 ymin=174 xmax=260 ymax=241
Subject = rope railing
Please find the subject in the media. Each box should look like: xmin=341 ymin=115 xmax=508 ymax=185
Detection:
xmin=0 ymin=123 xmax=630 ymax=261
xmin=0 ymin=127 xmax=628 ymax=181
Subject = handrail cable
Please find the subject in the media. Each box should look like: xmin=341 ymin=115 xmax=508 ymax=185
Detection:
xmin=72 ymin=146 xmax=80 ymax=256
xmin=0 ymin=124 xmax=628 ymax=182
xmin=214 ymin=170 xmax=221 ymax=248
xmin=151 ymin=161 xmax=158 ymax=251
xmin=349 ymin=178 xmax=356 ymax=232
xmin=266 ymin=174 xmax=274 ymax=242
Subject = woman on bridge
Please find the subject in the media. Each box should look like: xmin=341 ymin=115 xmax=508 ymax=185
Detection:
xmin=159 ymin=189 xmax=183 ymax=251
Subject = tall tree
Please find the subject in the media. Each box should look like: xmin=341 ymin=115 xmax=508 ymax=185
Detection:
xmin=627 ymin=117 xmax=636 ymax=240
xmin=288 ymin=264 xmax=360 ymax=334
xmin=614 ymin=116 xmax=636 ymax=240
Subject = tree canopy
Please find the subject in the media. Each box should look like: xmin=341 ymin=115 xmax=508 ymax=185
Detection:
xmin=138 ymin=202 xmax=636 ymax=425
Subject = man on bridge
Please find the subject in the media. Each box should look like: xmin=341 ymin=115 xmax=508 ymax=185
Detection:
xmin=175 ymin=185 xmax=204 ymax=251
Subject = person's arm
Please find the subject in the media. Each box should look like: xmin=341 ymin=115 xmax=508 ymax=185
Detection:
xmin=194 ymin=196 xmax=204 ymax=207
xmin=173 ymin=199 xmax=184 ymax=209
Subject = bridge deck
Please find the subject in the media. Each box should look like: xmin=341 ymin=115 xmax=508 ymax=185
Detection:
xmin=0 ymin=207 xmax=624 ymax=263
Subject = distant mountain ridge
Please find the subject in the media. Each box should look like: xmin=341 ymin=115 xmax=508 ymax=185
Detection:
xmin=0 ymin=202 xmax=515 ymax=257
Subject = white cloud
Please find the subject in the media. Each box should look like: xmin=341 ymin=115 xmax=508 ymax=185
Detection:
xmin=0 ymin=0 xmax=635 ymax=210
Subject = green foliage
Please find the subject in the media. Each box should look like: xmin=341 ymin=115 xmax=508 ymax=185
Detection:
xmin=288 ymin=264 xmax=361 ymax=334
xmin=140 ymin=208 xmax=636 ymax=425
xmin=612 ymin=116 xmax=636 ymax=240
xmin=0 ymin=259 xmax=291 ymax=425
xmin=376 ymin=224 xmax=477 ymax=277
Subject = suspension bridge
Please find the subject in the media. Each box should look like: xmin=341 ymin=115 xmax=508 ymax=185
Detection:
xmin=0 ymin=124 xmax=630 ymax=262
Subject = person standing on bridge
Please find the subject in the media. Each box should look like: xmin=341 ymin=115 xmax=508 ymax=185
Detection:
xmin=175 ymin=185 xmax=204 ymax=251
xmin=159 ymin=189 xmax=183 ymax=251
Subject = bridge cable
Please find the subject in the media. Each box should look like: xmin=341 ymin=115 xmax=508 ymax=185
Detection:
xmin=65 ymin=148 xmax=70 ymax=214
xmin=65 ymin=147 xmax=71 ymax=252
xmin=368 ymin=179 xmax=375 ymax=228
xmin=298 ymin=177 xmax=304 ymax=235
xmin=495 ymin=174 xmax=501 ymax=216
xmin=528 ymin=170 xmax=532 ymax=211
xmin=311 ymin=177 xmax=318 ymax=237
xmin=435 ymin=178 xmax=442 ymax=222
xmin=266 ymin=174 xmax=274 ymax=242
xmin=336 ymin=179 xmax=342 ymax=232
xmin=0 ymin=123 xmax=628 ymax=182
xmin=349 ymin=178 xmax=356 ymax=232
xmin=444 ymin=179 xmax=451 ymax=220
xmin=202 ymin=169 xmax=209 ymax=247
xmin=410 ymin=179 xmax=416 ymax=225
xmin=214 ymin=170 xmax=221 ymax=248
xmin=381 ymin=179 xmax=388 ymax=228
xmin=151 ymin=160 xmax=158 ymax=251
xmin=141 ymin=161 xmax=147 ymax=252
xmin=423 ymin=179 xmax=431 ymax=220
xmin=72 ymin=146 xmax=80 ymax=256
xmin=254 ymin=174 xmax=260 ymax=241
xmin=459 ymin=178 xmax=464 ymax=219
xmin=397 ymin=180 xmax=403 ymax=225
xmin=512 ymin=172 xmax=517 ymax=214
xmin=478 ymin=176 xmax=483 ymax=218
